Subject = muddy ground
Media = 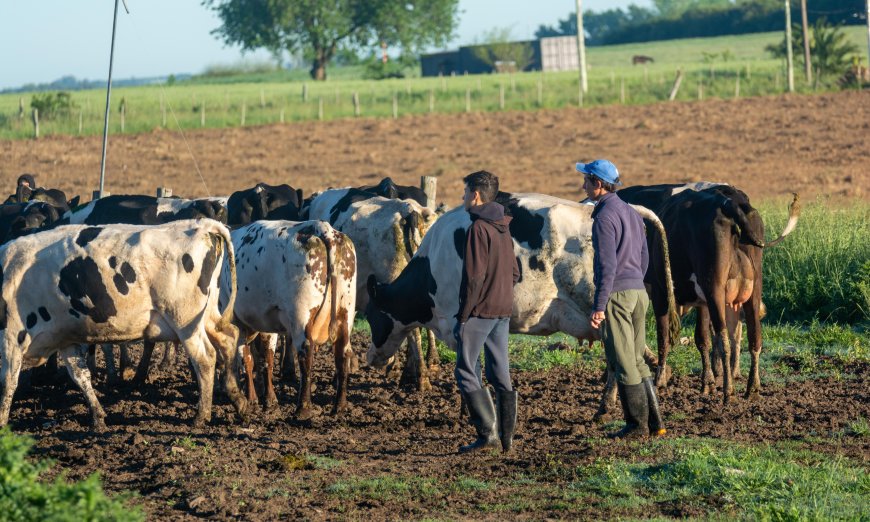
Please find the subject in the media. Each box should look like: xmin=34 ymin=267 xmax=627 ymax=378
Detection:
xmin=8 ymin=335 xmax=869 ymax=520
xmin=1 ymin=91 xmax=868 ymax=203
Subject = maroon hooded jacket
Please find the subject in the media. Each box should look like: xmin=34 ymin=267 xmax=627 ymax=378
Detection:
xmin=457 ymin=201 xmax=520 ymax=322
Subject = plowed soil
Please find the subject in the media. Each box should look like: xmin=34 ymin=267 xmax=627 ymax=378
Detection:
xmin=1 ymin=91 xmax=868 ymax=203
xmin=9 ymin=336 xmax=870 ymax=520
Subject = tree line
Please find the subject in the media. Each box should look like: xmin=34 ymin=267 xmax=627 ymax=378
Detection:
xmin=535 ymin=0 xmax=865 ymax=46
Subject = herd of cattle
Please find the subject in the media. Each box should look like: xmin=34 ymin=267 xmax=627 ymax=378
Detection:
xmin=0 ymin=175 xmax=800 ymax=430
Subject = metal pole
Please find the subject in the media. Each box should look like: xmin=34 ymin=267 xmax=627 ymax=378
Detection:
xmin=575 ymin=0 xmax=588 ymax=93
xmin=866 ymin=0 xmax=870 ymax=70
xmin=98 ymin=0 xmax=122 ymax=199
xmin=785 ymin=0 xmax=795 ymax=93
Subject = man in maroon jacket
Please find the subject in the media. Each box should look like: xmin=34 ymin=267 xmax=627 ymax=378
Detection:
xmin=454 ymin=170 xmax=520 ymax=453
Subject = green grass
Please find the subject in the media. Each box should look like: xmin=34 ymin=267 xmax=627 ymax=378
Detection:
xmin=759 ymin=198 xmax=870 ymax=325
xmin=0 ymin=428 xmax=142 ymax=522
xmin=0 ymin=27 xmax=865 ymax=140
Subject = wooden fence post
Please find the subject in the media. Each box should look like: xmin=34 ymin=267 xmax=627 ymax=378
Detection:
xmin=421 ymin=176 xmax=437 ymax=209
xmin=241 ymin=102 xmax=246 ymax=126
xmin=499 ymin=83 xmax=505 ymax=110
xmin=18 ymin=97 xmax=24 ymax=119
xmin=668 ymin=69 xmax=684 ymax=101
xmin=465 ymin=88 xmax=471 ymax=113
xmin=156 ymin=187 xmax=172 ymax=198
xmin=428 ymin=90 xmax=434 ymax=113
xmin=32 ymin=109 xmax=39 ymax=139
xmin=120 ymin=103 xmax=125 ymax=133
xmin=392 ymin=94 xmax=398 ymax=119
xmin=318 ymin=98 xmax=324 ymax=121
xmin=353 ymin=92 xmax=360 ymax=116
xmin=201 ymin=102 xmax=206 ymax=127
xmin=160 ymin=93 xmax=167 ymax=127
xmin=698 ymin=81 xmax=704 ymax=101
xmin=734 ymin=70 xmax=741 ymax=98
xmin=303 ymin=83 xmax=309 ymax=102
xmin=620 ymin=78 xmax=626 ymax=104
xmin=280 ymin=107 xmax=285 ymax=123
xmin=78 ymin=109 xmax=84 ymax=134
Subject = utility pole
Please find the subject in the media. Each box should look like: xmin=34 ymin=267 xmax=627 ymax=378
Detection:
xmin=800 ymin=0 xmax=812 ymax=84
xmin=98 ymin=0 xmax=129 ymax=199
xmin=784 ymin=0 xmax=795 ymax=92
xmin=575 ymin=0 xmax=588 ymax=93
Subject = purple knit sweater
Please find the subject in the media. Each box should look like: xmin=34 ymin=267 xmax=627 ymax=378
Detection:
xmin=591 ymin=192 xmax=649 ymax=311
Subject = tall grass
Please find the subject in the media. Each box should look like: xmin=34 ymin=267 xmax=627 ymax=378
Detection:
xmin=759 ymin=198 xmax=870 ymax=325
xmin=0 ymin=27 xmax=865 ymax=140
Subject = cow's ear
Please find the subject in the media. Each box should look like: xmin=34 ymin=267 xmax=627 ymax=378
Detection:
xmin=68 ymin=196 xmax=80 ymax=209
xmin=366 ymin=274 xmax=380 ymax=301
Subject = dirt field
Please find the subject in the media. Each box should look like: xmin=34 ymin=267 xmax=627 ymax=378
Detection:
xmin=10 ymin=337 xmax=869 ymax=520
xmin=1 ymin=91 xmax=868 ymax=203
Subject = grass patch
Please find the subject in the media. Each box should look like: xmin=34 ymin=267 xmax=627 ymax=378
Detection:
xmin=0 ymin=428 xmax=142 ymax=521
xmin=565 ymin=438 xmax=869 ymax=520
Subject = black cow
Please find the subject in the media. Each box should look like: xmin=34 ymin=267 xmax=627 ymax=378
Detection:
xmin=619 ymin=184 xmax=800 ymax=404
xmin=0 ymin=186 xmax=79 ymax=244
xmin=359 ymin=177 xmax=428 ymax=207
xmin=64 ymin=195 xmax=227 ymax=226
xmin=227 ymin=183 xmax=304 ymax=225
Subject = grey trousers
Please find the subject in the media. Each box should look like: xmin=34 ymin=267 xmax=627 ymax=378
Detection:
xmin=454 ymin=317 xmax=513 ymax=395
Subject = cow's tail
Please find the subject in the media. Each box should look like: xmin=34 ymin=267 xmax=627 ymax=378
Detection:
xmin=401 ymin=209 xmax=426 ymax=258
xmin=632 ymin=205 xmax=682 ymax=344
xmin=213 ymin=224 xmax=237 ymax=332
xmin=306 ymin=225 xmax=348 ymax=346
xmin=763 ymin=193 xmax=801 ymax=248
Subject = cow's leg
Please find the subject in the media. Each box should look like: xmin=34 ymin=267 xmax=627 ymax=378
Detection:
xmin=707 ymin=287 xmax=732 ymax=403
xmin=695 ymin=306 xmax=715 ymax=395
xmin=743 ymin=297 xmax=763 ymax=400
xmin=242 ymin=344 xmax=258 ymax=406
xmin=260 ymin=334 xmax=278 ymax=410
xmin=159 ymin=342 xmax=178 ymax=372
xmin=0 ymin=340 xmax=23 ymax=427
xmin=296 ymin=340 xmax=317 ymax=420
xmin=654 ymin=314 xmax=672 ymax=388
xmin=59 ymin=345 xmax=107 ymax=431
xmin=726 ymin=307 xmax=743 ymax=379
xmin=400 ymin=329 xmax=431 ymax=392
xmin=425 ymin=328 xmax=440 ymax=373
xmin=207 ymin=326 xmax=247 ymax=421
xmin=181 ymin=335 xmax=216 ymax=427
xmin=119 ymin=343 xmax=135 ymax=381
xmin=101 ymin=344 xmax=121 ymax=385
xmin=86 ymin=345 xmax=97 ymax=377
xmin=280 ymin=335 xmax=299 ymax=387
xmin=332 ymin=313 xmax=354 ymax=415
xmin=132 ymin=341 xmax=157 ymax=386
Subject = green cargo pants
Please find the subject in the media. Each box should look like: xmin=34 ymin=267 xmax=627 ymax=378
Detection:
xmin=601 ymin=289 xmax=651 ymax=386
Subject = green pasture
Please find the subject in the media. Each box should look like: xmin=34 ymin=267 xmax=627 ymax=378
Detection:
xmin=0 ymin=27 xmax=865 ymax=140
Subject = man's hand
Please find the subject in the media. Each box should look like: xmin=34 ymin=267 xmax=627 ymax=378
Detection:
xmin=453 ymin=321 xmax=465 ymax=342
xmin=590 ymin=310 xmax=606 ymax=329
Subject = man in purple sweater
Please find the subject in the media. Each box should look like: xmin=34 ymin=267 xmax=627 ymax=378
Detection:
xmin=579 ymin=159 xmax=666 ymax=439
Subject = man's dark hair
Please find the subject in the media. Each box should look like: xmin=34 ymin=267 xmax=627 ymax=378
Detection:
xmin=587 ymin=175 xmax=616 ymax=194
xmin=463 ymin=170 xmax=499 ymax=203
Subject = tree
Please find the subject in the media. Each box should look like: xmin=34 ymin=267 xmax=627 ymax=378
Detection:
xmin=204 ymin=0 xmax=459 ymax=81
xmin=766 ymin=19 xmax=860 ymax=80
xmin=472 ymin=28 xmax=534 ymax=73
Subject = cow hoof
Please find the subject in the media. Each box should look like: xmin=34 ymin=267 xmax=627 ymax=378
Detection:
xmin=745 ymin=390 xmax=761 ymax=402
xmin=427 ymin=364 xmax=441 ymax=375
xmin=295 ymin=405 xmax=320 ymax=421
xmin=91 ymin=419 xmax=108 ymax=432
xmin=592 ymin=411 xmax=613 ymax=424
xmin=192 ymin=414 xmax=210 ymax=428
xmin=416 ymin=378 xmax=432 ymax=393
xmin=264 ymin=398 xmax=279 ymax=412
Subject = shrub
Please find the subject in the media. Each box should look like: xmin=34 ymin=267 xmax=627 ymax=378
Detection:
xmin=29 ymin=92 xmax=75 ymax=120
xmin=0 ymin=428 xmax=142 ymax=522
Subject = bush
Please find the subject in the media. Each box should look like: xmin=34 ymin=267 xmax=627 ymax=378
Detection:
xmin=29 ymin=92 xmax=75 ymax=120
xmin=0 ymin=428 xmax=142 ymax=522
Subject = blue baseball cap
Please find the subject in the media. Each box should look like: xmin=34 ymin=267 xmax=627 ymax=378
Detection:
xmin=576 ymin=159 xmax=622 ymax=186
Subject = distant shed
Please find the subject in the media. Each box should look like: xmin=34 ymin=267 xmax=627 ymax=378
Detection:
xmin=421 ymin=36 xmax=581 ymax=77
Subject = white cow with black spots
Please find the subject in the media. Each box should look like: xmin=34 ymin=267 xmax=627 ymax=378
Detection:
xmin=0 ymin=220 xmax=248 ymax=430
xmin=306 ymin=188 xmax=438 ymax=390
xmin=222 ymin=220 xmax=357 ymax=419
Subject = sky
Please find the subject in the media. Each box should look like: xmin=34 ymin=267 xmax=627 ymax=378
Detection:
xmin=0 ymin=0 xmax=651 ymax=90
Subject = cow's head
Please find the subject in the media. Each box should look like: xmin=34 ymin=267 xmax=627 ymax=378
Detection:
xmin=364 ymin=256 xmax=438 ymax=367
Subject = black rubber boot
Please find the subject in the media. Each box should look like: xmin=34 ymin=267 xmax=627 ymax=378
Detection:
xmin=611 ymin=382 xmax=649 ymax=439
xmin=642 ymin=377 xmax=667 ymax=437
xmin=495 ymin=390 xmax=518 ymax=453
xmin=459 ymin=388 xmax=500 ymax=453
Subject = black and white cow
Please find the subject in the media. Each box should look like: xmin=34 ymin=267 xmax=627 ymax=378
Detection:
xmin=358 ymin=177 xmax=428 ymax=207
xmin=0 ymin=220 xmax=247 ymax=430
xmin=218 ymin=220 xmax=356 ymax=418
xmin=0 ymin=187 xmax=80 ymax=244
xmin=306 ymin=188 xmax=439 ymax=389
xmin=64 ymin=194 xmax=228 ymax=225
xmin=227 ymin=183 xmax=304 ymax=225
xmin=364 ymin=193 xmax=678 ymax=417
